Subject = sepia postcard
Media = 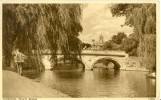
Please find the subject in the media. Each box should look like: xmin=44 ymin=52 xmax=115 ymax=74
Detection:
xmin=0 ymin=0 xmax=160 ymax=100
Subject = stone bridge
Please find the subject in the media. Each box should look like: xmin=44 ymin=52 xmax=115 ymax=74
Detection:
xmin=43 ymin=50 xmax=129 ymax=70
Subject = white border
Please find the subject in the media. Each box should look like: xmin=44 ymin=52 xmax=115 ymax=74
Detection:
xmin=0 ymin=0 xmax=160 ymax=100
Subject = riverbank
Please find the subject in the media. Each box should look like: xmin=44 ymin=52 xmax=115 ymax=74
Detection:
xmin=3 ymin=70 xmax=70 ymax=98
xmin=120 ymin=67 xmax=150 ymax=72
xmin=121 ymin=56 xmax=150 ymax=72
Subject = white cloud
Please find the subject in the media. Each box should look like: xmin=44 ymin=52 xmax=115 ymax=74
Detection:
xmin=83 ymin=4 xmax=106 ymax=18
xmin=92 ymin=25 xmax=103 ymax=30
xmin=79 ymin=4 xmax=133 ymax=43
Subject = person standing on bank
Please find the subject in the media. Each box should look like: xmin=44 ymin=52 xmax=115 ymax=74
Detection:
xmin=13 ymin=48 xmax=26 ymax=75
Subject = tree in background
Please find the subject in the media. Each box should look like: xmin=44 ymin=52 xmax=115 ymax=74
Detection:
xmin=103 ymin=32 xmax=126 ymax=50
xmin=111 ymin=32 xmax=127 ymax=44
xmin=121 ymin=33 xmax=138 ymax=56
xmin=103 ymin=41 xmax=112 ymax=50
xmin=3 ymin=4 xmax=83 ymax=72
xmin=110 ymin=4 xmax=156 ymax=71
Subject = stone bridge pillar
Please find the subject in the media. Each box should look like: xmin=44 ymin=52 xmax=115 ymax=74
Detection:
xmin=81 ymin=56 xmax=101 ymax=70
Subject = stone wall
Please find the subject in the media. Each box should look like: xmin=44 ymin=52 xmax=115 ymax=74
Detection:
xmin=125 ymin=57 xmax=149 ymax=71
xmin=126 ymin=57 xmax=141 ymax=68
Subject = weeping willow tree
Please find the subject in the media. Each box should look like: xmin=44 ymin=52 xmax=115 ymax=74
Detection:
xmin=3 ymin=4 xmax=83 ymax=72
xmin=110 ymin=4 xmax=156 ymax=71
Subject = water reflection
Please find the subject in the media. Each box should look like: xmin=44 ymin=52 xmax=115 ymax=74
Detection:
xmin=27 ymin=69 xmax=156 ymax=97
xmin=145 ymin=78 xmax=156 ymax=97
xmin=51 ymin=70 xmax=85 ymax=79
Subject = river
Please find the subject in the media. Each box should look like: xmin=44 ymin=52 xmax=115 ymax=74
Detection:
xmin=27 ymin=68 xmax=156 ymax=97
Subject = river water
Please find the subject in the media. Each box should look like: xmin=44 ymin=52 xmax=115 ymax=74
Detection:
xmin=30 ymin=69 xmax=156 ymax=97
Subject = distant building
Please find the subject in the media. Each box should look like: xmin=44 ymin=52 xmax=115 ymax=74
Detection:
xmin=99 ymin=34 xmax=104 ymax=44
xmin=92 ymin=34 xmax=104 ymax=50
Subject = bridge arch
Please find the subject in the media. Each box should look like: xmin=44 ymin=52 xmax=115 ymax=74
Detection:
xmin=57 ymin=57 xmax=85 ymax=69
xmin=91 ymin=57 xmax=121 ymax=70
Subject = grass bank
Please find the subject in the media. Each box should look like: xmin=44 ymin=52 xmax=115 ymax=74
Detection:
xmin=3 ymin=70 xmax=70 ymax=98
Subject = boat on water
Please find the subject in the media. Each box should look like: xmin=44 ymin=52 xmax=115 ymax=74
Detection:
xmin=145 ymin=72 xmax=156 ymax=79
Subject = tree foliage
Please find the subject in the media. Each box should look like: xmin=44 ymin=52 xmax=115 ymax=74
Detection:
xmin=111 ymin=32 xmax=127 ymax=44
xmin=3 ymin=4 xmax=83 ymax=71
xmin=110 ymin=4 xmax=156 ymax=70
xmin=121 ymin=33 xmax=138 ymax=56
xmin=103 ymin=41 xmax=112 ymax=50
xmin=103 ymin=32 xmax=126 ymax=50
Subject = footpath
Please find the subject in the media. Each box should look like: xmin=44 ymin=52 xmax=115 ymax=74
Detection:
xmin=3 ymin=70 xmax=70 ymax=98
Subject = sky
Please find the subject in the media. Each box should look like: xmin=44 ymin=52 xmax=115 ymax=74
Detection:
xmin=78 ymin=4 xmax=133 ymax=44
